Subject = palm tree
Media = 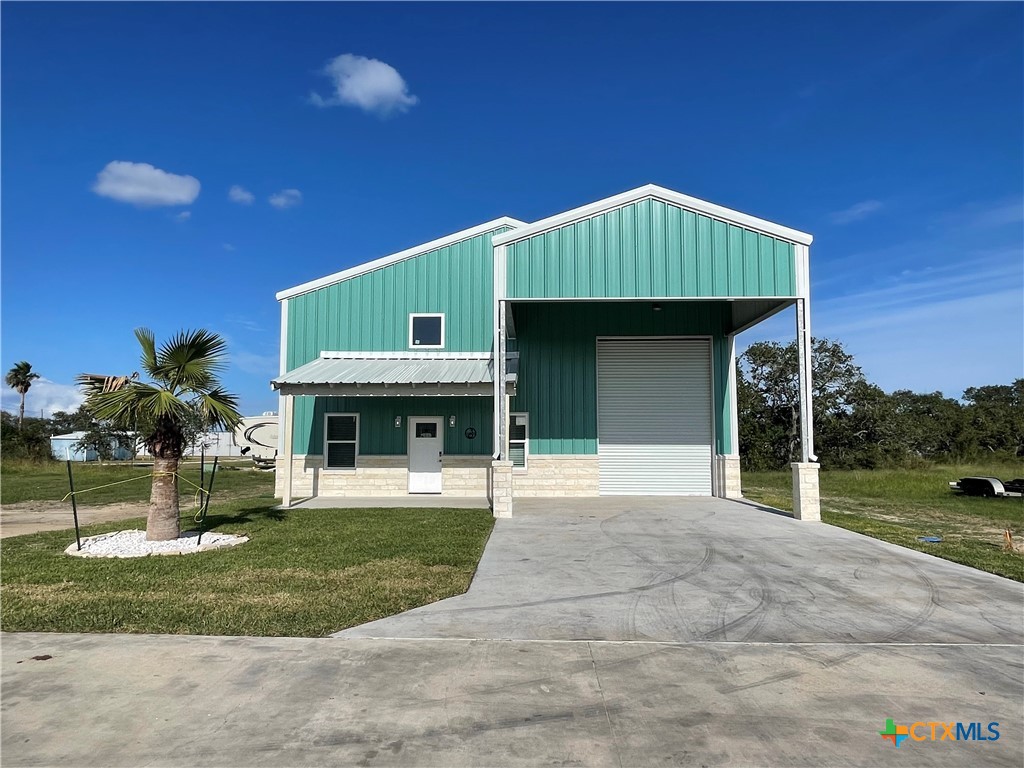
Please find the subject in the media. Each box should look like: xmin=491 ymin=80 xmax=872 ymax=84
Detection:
xmin=6 ymin=361 xmax=40 ymax=429
xmin=77 ymin=329 xmax=242 ymax=541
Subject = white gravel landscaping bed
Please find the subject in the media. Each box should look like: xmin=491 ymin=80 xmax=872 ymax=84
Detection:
xmin=65 ymin=529 xmax=249 ymax=558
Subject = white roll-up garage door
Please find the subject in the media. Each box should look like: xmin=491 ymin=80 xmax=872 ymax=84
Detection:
xmin=597 ymin=338 xmax=713 ymax=495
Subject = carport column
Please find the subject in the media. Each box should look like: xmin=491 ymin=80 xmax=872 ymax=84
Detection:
xmin=281 ymin=393 xmax=294 ymax=508
xmin=492 ymin=298 xmax=513 ymax=518
xmin=792 ymin=462 xmax=821 ymax=521
xmin=792 ymin=244 xmax=820 ymax=520
xmin=719 ymin=333 xmax=743 ymax=498
xmin=491 ymin=460 xmax=514 ymax=518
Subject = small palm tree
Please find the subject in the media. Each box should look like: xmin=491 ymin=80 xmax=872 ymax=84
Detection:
xmin=6 ymin=361 xmax=40 ymax=429
xmin=78 ymin=329 xmax=242 ymax=541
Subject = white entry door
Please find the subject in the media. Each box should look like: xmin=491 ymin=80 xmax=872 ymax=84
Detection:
xmin=408 ymin=417 xmax=443 ymax=493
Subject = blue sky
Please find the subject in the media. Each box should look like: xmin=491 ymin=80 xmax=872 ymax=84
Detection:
xmin=2 ymin=2 xmax=1021 ymax=418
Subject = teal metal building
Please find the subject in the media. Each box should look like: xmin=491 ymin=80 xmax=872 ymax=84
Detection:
xmin=273 ymin=185 xmax=820 ymax=519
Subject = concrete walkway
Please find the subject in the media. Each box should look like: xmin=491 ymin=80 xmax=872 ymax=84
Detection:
xmin=3 ymin=497 xmax=1022 ymax=767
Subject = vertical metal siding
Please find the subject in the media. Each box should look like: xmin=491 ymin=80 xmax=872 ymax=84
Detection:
xmin=509 ymin=302 xmax=732 ymax=456
xmin=506 ymin=198 xmax=796 ymax=299
xmin=285 ymin=226 xmax=511 ymax=452
xmin=300 ymin=396 xmax=492 ymax=457
xmin=597 ymin=339 xmax=713 ymax=495
xmin=287 ymin=227 xmax=507 ymax=368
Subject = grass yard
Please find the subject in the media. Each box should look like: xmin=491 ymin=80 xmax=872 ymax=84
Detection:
xmin=0 ymin=500 xmax=494 ymax=636
xmin=743 ymin=463 xmax=1024 ymax=582
xmin=1 ymin=459 xmax=274 ymax=506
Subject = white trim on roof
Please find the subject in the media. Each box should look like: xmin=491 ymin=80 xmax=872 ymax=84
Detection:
xmin=491 ymin=184 xmax=813 ymax=247
xmin=318 ymin=351 xmax=491 ymax=360
xmin=51 ymin=432 xmax=88 ymax=441
xmin=276 ymin=216 xmax=528 ymax=300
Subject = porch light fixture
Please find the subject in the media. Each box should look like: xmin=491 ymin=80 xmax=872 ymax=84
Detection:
xmin=394 ymin=416 xmax=402 ymax=428
xmin=448 ymin=415 xmax=456 ymax=427
xmin=652 ymin=302 xmax=663 ymax=311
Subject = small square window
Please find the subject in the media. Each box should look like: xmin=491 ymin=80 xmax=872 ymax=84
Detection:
xmin=415 ymin=422 xmax=437 ymax=438
xmin=410 ymin=314 xmax=444 ymax=348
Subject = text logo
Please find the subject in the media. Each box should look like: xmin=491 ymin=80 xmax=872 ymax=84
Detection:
xmin=879 ymin=719 xmax=1000 ymax=748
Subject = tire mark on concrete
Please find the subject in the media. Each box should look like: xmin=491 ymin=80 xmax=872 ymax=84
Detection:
xmin=701 ymin=581 xmax=772 ymax=642
xmin=387 ymin=546 xmax=717 ymax=618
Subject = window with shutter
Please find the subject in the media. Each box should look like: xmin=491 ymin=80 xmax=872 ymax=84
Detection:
xmin=509 ymin=413 xmax=528 ymax=469
xmin=325 ymin=414 xmax=358 ymax=469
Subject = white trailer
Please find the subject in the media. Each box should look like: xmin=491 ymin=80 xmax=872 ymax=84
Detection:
xmin=233 ymin=415 xmax=279 ymax=469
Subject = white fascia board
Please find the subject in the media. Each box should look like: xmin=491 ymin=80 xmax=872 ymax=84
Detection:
xmin=279 ymin=298 xmax=288 ymax=376
xmin=492 ymin=184 xmax=813 ymax=247
xmin=318 ymin=351 xmax=492 ymax=360
xmin=276 ymin=216 xmax=528 ymax=301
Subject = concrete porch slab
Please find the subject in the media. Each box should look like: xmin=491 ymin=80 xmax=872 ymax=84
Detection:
xmin=280 ymin=495 xmax=491 ymax=510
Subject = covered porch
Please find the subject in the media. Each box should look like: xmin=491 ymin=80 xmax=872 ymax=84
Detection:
xmin=272 ymin=352 xmax=514 ymax=507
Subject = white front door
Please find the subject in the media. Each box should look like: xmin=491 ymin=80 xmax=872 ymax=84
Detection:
xmin=408 ymin=417 xmax=443 ymax=493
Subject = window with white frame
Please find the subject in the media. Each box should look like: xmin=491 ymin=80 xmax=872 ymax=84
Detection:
xmin=325 ymin=414 xmax=358 ymax=469
xmin=509 ymin=413 xmax=528 ymax=469
xmin=409 ymin=313 xmax=444 ymax=348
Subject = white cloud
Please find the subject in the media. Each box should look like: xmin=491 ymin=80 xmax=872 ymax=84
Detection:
xmin=269 ymin=189 xmax=302 ymax=209
xmin=1 ymin=378 xmax=85 ymax=419
xmin=174 ymin=211 xmax=191 ymax=222
xmin=226 ymin=314 xmax=264 ymax=332
xmin=309 ymin=53 xmax=418 ymax=116
xmin=223 ymin=243 xmax=236 ymax=252
xmin=829 ymin=199 xmax=883 ymax=225
xmin=968 ymin=199 xmax=1024 ymax=229
xmin=231 ymin=350 xmax=278 ymax=376
xmin=740 ymin=258 xmax=1023 ymax=398
xmin=825 ymin=289 xmax=1023 ymax=398
xmin=92 ymin=161 xmax=200 ymax=207
xmin=228 ymin=185 xmax=255 ymax=205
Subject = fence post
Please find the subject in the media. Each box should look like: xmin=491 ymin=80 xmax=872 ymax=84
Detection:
xmin=66 ymin=460 xmax=82 ymax=551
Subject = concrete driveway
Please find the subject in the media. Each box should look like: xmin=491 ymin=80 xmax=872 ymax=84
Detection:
xmin=3 ymin=498 xmax=1022 ymax=767
xmin=339 ymin=497 xmax=1023 ymax=644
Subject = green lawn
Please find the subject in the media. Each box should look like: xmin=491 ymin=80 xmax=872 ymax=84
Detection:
xmin=743 ymin=463 xmax=1024 ymax=582
xmin=1 ymin=459 xmax=274 ymax=505
xmin=0 ymin=500 xmax=494 ymax=636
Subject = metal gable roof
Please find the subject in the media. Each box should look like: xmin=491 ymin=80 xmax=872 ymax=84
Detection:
xmin=276 ymin=217 xmax=527 ymax=301
xmin=491 ymin=184 xmax=813 ymax=247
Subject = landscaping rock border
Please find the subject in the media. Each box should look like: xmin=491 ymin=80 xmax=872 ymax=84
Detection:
xmin=65 ymin=529 xmax=249 ymax=558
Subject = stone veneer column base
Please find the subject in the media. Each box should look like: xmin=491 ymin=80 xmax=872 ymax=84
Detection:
xmin=714 ymin=455 xmax=743 ymax=499
xmin=491 ymin=460 xmax=513 ymax=518
xmin=791 ymin=462 xmax=821 ymax=521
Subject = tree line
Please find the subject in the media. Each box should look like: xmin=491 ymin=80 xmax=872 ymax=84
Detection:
xmin=5 ymin=340 xmax=1021 ymax=472
xmin=0 ymin=406 xmax=137 ymax=462
xmin=739 ymin=339 xmax=1024 ymax=470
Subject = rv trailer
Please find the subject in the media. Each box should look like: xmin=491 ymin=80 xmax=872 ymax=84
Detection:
xmin=233 ymin=415 xmax=279 ymax=469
